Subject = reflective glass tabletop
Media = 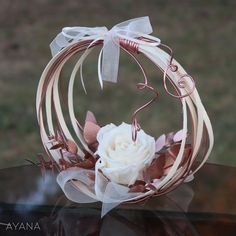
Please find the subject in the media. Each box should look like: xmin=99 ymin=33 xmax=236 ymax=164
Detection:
xmin=0 ymin=163 xmax=235 ymax=235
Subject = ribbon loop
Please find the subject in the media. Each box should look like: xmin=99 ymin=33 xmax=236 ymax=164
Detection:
xmin=50 ymin=26 xmax=108 ymax=56
xmin=50 ymin=16 xmax=161 ymax=84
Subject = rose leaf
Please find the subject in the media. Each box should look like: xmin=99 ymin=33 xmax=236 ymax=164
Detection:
xmin=83 ymin=121 xmax=100 ymax=145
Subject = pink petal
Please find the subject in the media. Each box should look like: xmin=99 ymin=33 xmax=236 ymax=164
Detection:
xmin=83 ymin=121 xmax=100 ymax=145
xmin=173 ymin=129 xmax=187 ymax=142
xmin=85 ymin=111 xmax=97 ymax=124
xmin=155 ymin=134 xmax=166 ymax=152
xmin=66 ymin=140 xmax=78 ymax=155
xmin=152 ymin=178 xmax=162 ymax=188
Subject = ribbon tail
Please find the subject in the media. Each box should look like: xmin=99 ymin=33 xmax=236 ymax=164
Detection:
xmin=57 ymin=167 xmax=98 ymax=203
xmin=102 ymin=35 xmax=120 ymax=83
xmin=116 ymin=16 xmax=153 ymax=36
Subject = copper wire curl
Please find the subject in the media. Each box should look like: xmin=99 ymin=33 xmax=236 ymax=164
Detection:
xmin=160 ymin=43 xmax=196 ymax=99
xmin=118 ymin=38 xmax=159 ymax=141
xmin=118 ymin=38 xmax=196 ymax=141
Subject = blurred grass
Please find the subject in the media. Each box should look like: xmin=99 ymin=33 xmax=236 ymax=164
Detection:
xmin=0 ymin=0 xmax=235 ymax=168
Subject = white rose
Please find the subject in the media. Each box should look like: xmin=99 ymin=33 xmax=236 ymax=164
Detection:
xmin=95 ymin=122 xmax=155 ymax=185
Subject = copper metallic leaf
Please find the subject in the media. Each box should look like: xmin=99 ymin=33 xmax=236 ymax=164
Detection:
xmin=50 ymin=143 xmax=64 ymax=150
xmin=145 ymin=155 xmax=165 ymax=180
xmin=129 ymin=180 xmax=146 ymax=189
xmin=88 ymin=142 xmax=99 ymax=152
xmin=76 ymin=159 xmax=95 ymax=169
xmin=59 ymin=158 xmax=72 ymax=170
xmin=163 ymin=144 xmax=192 ymax=175
xmin=128 ymin=185 xmax=146 ymax=193
xmin=132 ymin=180 xmax=146 ymax=186
xmin=168 ymin=144 xmax=192 ymax=162
xmin=84 ymin=151 xmax=96 ymax=163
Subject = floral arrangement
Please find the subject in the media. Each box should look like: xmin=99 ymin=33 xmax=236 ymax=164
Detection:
xmin=36 ymin=17 xmax=214 ymax=216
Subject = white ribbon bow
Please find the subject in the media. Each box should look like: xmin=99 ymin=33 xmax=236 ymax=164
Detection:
xmin=50 ymin=16 xmax=161 ymax=84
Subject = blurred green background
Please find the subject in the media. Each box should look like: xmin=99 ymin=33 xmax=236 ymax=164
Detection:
xmin=0 ymin=0 xmax=235 ymax=168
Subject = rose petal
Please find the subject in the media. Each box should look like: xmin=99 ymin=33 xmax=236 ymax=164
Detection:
xmin=96 ymin=123 xmax=116 ymax=143
xmin=173 ymin=129 xmax=187 ymax=142
xmin=155 ymin=134 xmax=166 ymax=152
xmin=83 ymin=121 xmax=100 ymax=145
xmin=85 ymin=111 xmax=97 ymax=124
xmin=96 ymin=122 xmax=156 ymax=185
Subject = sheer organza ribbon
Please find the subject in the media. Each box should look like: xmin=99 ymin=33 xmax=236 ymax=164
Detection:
xmin=50 ymin=16 xmax=161 ymax=83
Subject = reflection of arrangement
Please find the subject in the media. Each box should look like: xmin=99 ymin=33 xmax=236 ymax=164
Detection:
xmin=40 ymin=185 xmax=199 ymax=236
xmin=36 ymin=17 xmax=214 ymax=216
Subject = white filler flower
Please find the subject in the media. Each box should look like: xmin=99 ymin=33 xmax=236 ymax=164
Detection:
xmin=96 ymin=123 xmax=155 ymax=185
